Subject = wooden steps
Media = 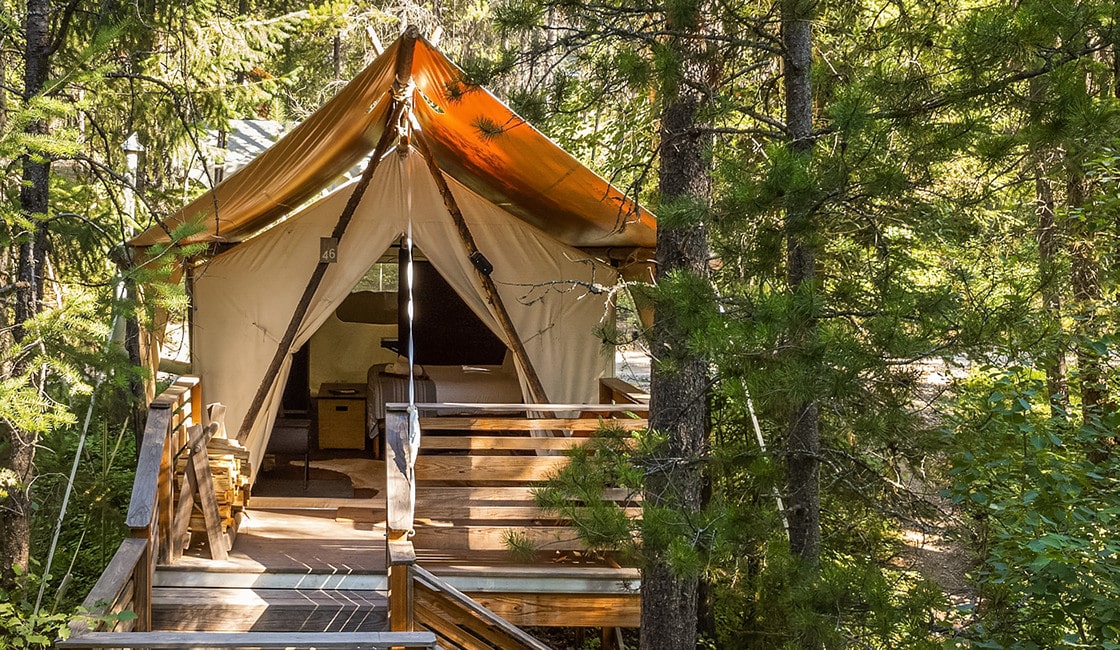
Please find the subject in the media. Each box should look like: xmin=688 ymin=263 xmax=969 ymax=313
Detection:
xmin=151 ymin=585 xmax=388 ymax=632
xmin=152 ymin=568 xmax=389 ymax=633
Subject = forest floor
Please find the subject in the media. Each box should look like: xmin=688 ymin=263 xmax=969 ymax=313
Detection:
xmin=895 ymin=358 xmax=977 ymax=619
xmin=895 ymin=495 xmax=975 ymax=608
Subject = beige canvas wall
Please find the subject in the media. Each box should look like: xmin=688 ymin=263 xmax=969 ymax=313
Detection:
xmin=308 ymin=314 xmax=398 ymax=394
xmin=192 ymin=151 xmax=617 ymax=473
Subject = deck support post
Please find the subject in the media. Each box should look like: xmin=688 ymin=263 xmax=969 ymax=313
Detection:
xmin=236 ymin=27 xmax=420 ymax=441
xmin=388 ymin=538 xmax=416 ymax=632
xmin=410 ymin=129 xmax=550 ymax=405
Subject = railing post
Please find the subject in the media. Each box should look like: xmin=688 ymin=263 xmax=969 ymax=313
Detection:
xmin=384 ymin=407 xmax=415 ymax=536
xmin=132 ymin=527 xmax=152 ymax=632
xmin=599 ymin=379 xmax=612 ymax=404
xmin=388 ymin=538 xmax=416 ymax=632
xmin=156 ymin=428 xmax=174 ymax=565
xmin=386 ymin=406 xmax=417 ymax=634
xmin=189 ymin=380 xmax=203 ymax=431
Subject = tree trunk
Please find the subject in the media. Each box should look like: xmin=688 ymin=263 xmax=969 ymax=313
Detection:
xmin=2 ymin=0 xmax=51 ymax=587
xmin=640 ymin=8 xmax=712 ymax=649
xmin=1067 ymin=173 xmax=1108 ymax=435
xmin=782 ymin=0 xmax=820 ymax=572
xmin=15 ymin=0 xmax=50 ymax=335
xmin=1034 ymin=164 xmax=1068 ymax=415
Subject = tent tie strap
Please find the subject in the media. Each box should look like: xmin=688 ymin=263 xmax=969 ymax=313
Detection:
xmin=390 ymin=80 xmax=414 ymax=104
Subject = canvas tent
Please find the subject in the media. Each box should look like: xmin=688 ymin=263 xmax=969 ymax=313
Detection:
xmin=131 ymin=29 xmax=657 ymax=471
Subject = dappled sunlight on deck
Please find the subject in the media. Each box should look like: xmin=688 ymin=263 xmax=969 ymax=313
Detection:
xmin=66 ymin=376 xmax=651 ymax=648
xmin=171 ymin=508 xmax=388 ymax=574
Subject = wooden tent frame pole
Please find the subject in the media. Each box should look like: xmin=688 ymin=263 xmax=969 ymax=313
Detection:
xmin=411 ymin=129 xmax=550 ymax=404
xmin=237 ymin=28 xmax=420 ymax=441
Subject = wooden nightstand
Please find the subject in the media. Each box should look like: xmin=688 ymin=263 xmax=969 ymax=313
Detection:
xmin=316 ymin=383 xmax=367 ymax=450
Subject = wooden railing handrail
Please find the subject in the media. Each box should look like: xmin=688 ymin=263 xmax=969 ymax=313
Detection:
xmin=600 ymin=377 xmax=649 ymax=405
xmin=124 ymin=405 xmax=172 ymax=529
xmin=411 ymin=564 xmax=551 ymax=650
xmin=72 ymin=376 xmax=203 ymax=639
xmin=78 ymin=538 xmax=147 ymax=609
xmin=125 ymin=376 xmax=200 ymax=529
xmin=56 ymin=631 xmax=440 ymax=649
xmin=66 ymin=538 xmax=147 ymax=638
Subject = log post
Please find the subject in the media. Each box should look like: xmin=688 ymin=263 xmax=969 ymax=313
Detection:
xmin=237 ymin=28 xmax=420 ymax=441
xmin=388 ymin=538 xmax=416 ymax=632
xmin=410 ymin=130 xmax=550 ymax=404
xmin=384 ymin=408 xmax=414 ymax=536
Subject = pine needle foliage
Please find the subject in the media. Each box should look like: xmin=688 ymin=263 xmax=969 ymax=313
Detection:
xmin=534 ymin=421 xmax=645 ymax=558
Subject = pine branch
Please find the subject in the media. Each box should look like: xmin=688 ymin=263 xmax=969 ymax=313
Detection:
xmin=103 ymin=71 xmax=213 ymax=239
xmin=45 ymin=0 xmax=81 ymax=57
xmin=873 ymin=41 xmax=1109 ymax=120
xmin=0 ymin=281 xmax=30 ymax=297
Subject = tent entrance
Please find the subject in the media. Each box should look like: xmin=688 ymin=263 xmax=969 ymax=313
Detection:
xmin=261 ymin=247 xmax=521 ymax=493
xmin=395 ymin=249 xmax=507 ymax=367
xmin=303 ymin=245 xmax=513 ymax=404
xmin=193 ymin=149 xmax=619 ymax=473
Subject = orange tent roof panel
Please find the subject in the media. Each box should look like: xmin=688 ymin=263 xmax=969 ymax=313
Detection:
xmin=130 ymin=34 xmax=655 ymax=251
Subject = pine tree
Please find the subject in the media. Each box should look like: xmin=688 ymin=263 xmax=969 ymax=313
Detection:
xmin=2 ymin=0 xmax=52 ymax=587
xmin=641 ymin=1 xmax=715 ymax=645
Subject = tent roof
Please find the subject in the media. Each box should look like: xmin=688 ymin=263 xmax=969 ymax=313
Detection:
xmin=130 ymin=33 xmax=657 ymax=251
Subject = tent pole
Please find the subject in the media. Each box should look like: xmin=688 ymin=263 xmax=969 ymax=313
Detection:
xmin=236 ymin=28 xmax=420 ymax=442
xmin=411 ymin=129 xmax=551 ymax=404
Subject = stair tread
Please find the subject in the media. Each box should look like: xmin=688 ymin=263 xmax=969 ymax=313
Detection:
xmin=151 ymin=587 xmax=389 ymax=632
xmin=153 ymin=587 xmax=388 ymax=607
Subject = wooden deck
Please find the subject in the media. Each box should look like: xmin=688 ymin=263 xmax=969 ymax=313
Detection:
xmin=158 ymin=479 xmax=641 ymax=632
xmin=169 ymin=506 xmax=389 ymax=574
xmin=67 ymin=377 xmax=649 ymax=648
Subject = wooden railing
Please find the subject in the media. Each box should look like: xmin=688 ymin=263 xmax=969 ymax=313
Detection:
xmin=384 ymin=401 xmax=648 ymax=547
xmin=388 ymin=539 xmax=549 ymax=650
xmin=56 ymin=631 xmax=439 ymax=649
xmin=384 ymin=401 xmax=649 ymax=640
xmin=599 ymin=377 xmax=649 ymax=405
xmin=63 ymin=377 xmax=202 ymax=639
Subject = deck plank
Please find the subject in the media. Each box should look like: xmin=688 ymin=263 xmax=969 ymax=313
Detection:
xmin=414 ymin=456 xmax=569 ymax=482
xmin=419 ymin=417 xmax=647 ymax=431
xmin=151 ymin=587 xmax=388 ymax=632
xmin=166 ymin=509 xmax=388 ymax=574
xmin=59 ymin=631 xmax=436 ymax=649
